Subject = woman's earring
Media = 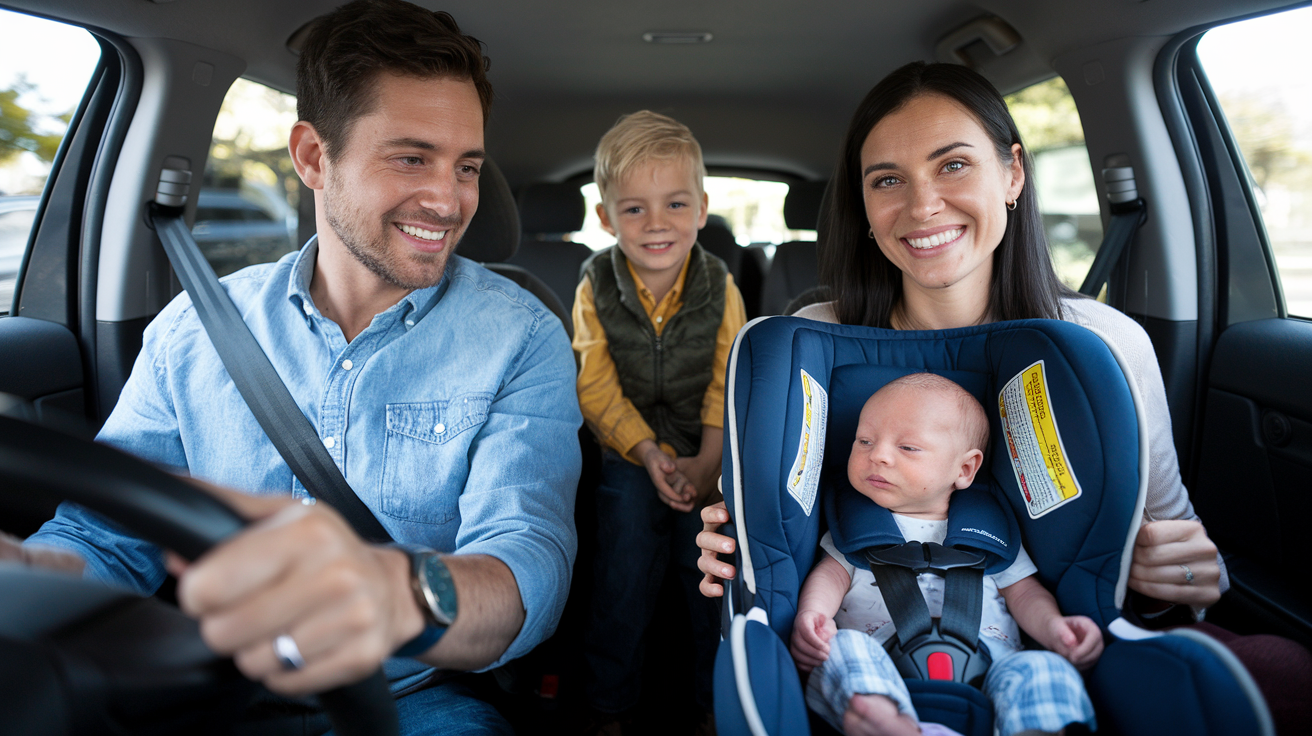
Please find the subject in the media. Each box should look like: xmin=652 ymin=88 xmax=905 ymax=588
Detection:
xmin=1006 ymin=199 xmax=1018 ymax=211
xmin=868 ymin=228 xmax=876 ymax=239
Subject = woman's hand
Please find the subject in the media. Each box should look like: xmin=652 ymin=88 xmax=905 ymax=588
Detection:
xmin=696 ymin=501 xmax=737 ymax=597
xmin=1128 ymin=520 xmax=1222 ymax=609
xmin=790 ymin=609 xmax=836 ymax=672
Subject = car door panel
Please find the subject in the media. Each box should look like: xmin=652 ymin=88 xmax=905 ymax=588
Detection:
xmin=1192 ymin=291 xmax=1312 ymax=645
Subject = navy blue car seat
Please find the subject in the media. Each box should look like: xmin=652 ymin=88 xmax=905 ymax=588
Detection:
xmin=712 ymin=316 xmax=1273 ymax=736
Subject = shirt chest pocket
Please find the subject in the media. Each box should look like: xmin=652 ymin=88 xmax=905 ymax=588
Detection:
xmin=380 ymin=394 xmax=491 ymax=525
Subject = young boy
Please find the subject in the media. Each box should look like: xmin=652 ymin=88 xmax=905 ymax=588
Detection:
xmin=791 ymin=373 xmax=1102 ymax=736
xmin=573 ymin=111 xmax=748 ymax=725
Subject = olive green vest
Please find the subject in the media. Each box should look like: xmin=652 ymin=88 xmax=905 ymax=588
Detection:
xmin=587 ymin=244 xmax=727 ymax=457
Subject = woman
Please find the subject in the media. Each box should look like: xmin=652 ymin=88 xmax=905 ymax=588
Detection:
xmin=696 ymin=61 xmax=1310 ymax=730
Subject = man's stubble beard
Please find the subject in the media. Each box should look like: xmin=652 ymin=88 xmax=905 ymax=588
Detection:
xmin=322 ymin=175 xmax=462 ymax=291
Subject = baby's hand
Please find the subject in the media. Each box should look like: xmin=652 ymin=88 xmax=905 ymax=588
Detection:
xmin=1047 ymin=615 xmax=1104 ymax=670
xmin=790 ymin=609 xmax=836 ymax=672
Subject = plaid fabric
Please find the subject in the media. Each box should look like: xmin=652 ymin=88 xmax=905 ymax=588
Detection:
xmin=805 ymin=629 xmax=919 ymax=732
xmin=806 ymin=630 xmax=1095 ymax=736
xmin=983 ymin=650 xmax=1097 ymax=736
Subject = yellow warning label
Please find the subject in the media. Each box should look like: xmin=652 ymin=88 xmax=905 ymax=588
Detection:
xmin=999 ymin=361 xmax=1081 ymax=518
xmin=787 ymin=369 xmax=827 ymax=516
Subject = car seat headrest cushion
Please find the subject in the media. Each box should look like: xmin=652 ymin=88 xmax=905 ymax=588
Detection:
xmin=458 ymin=158 xmax=520 ymax=262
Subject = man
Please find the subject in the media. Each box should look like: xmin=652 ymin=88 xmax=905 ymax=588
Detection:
xmin=2 ymin=1 xmax=581 ymax=732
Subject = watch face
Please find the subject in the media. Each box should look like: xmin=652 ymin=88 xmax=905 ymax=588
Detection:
xmin=419 ymin=553 xmax=458 ymax=626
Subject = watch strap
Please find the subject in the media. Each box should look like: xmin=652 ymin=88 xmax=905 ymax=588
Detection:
xmin=389 ymin=544 xmax=456 ymax=658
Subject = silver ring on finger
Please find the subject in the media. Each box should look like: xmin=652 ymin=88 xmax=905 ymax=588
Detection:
xmin=274 ymin=633 xmax=306 ymax=671
xmin=1180 ymin=564 xmax=1194 ymax=585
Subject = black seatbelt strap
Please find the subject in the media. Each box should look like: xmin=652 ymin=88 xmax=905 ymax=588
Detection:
xmin=939 ymin=566 xmax=985 ymax=649
xmin=1079 ymin=198 xmax=1146 ymax=298
xmin=149 ymin=201 xmax=392 ymax=544
xmin=871 ymin=563 xmax=934 ymax=644
xmin=866 ymin=542 xmax=986 ymax=648
xmin=865 ymin=544 xmax=934 ymax=644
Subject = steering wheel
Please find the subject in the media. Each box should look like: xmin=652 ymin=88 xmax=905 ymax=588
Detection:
xmin=0 ymin=410 xmax=399 ymax=736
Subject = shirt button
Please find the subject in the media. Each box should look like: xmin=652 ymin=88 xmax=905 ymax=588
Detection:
xmin=405 ymin=319 xmax=415 ymax=327
xmin=434 ymin=423 xmax=446 ymax=434
xmin=342 ymin=359 xmax=353 ymax=371
xmin=655 ymin=315 xmax=663 ymax=323
xmin=323 ymin=436 xmax=336 ymax=448
xmin=302 ymin=302 xmax=313 ymax=315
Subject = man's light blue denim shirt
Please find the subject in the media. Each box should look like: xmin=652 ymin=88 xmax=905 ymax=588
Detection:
xmin=28 ymin=241 xmax=583 ymax=685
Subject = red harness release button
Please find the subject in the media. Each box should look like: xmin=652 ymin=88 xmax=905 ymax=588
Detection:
xmin=927 ymin=652 xmax=954 ymax=680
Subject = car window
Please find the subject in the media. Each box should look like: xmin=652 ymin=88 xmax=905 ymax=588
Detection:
xmin=575 ymin=177 xmax=814 ymax=250
xmin=1197 ymin=8 xmax=1312 ymax=319
xmin=195 ymin=78 xmax=300 ymax=278
xmin=0 ymin=9 xmax=101 ymax=314
xmin=1005 ymin=77 xmax=1104 ymax=292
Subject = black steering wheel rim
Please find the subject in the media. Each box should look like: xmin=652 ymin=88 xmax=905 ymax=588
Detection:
xmin=0 ymin=410 xmax=399 ymax=736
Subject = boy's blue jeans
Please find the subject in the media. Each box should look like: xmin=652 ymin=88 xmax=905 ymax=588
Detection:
xmin=583 ymin=451 xmax=720 ymax=714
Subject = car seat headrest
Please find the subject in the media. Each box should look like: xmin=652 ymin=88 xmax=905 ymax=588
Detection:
xmin=518 ymin=182 xmax=586 ymax=235
xmin=783 ymin=180 xmax=827 ymax=231
xmin=459 ymin=157 xmax=520 ymax=263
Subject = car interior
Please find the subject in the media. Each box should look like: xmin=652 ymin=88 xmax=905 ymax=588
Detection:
xmin=1 ymin=0 xmax=1309 ymax=733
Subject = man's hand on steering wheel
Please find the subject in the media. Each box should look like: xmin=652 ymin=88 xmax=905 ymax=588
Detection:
xmin=170 ymin=485 xmax=423 ymax=697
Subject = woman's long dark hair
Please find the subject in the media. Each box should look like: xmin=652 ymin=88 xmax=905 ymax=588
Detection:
xmin=819 ymin=61 xmax=1078 ymax=328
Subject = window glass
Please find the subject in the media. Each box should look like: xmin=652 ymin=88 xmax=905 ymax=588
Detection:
xmin=575 ymin=176 xmax=813 ymax=251
xmin=196 ymin=78 xmax=300 ymax=278
xmin=0 ymin=9 xmax=101 ymax=314
xmin=1005 ymin=77 xmax=1104 ymax=291
xmin=1198 ymin=9 xmax=1312 ymax=319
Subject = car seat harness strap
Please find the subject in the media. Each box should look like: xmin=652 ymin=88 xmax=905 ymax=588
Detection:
xmin=865 ymin=541 xmax=992 ymax=687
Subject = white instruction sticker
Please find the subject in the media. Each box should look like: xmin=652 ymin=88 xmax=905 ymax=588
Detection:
xmin=998 ymin=361 xmax=1082 ymax=519
xmin=786 ymin=369 xmax=827 ymax=516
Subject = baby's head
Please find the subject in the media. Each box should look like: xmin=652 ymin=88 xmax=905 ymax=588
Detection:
xmin=847 ymin=373 xmax=989 ymax=520
xmin=593 ymin=111 xmax=709 ymax=280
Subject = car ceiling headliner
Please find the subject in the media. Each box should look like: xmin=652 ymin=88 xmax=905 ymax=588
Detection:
xmin=5 ymin=0 xmax=1295 ymax=187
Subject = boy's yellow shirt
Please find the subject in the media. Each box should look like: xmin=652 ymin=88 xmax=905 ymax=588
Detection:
xmin=572 ymin=254 xmax=747 ymax=464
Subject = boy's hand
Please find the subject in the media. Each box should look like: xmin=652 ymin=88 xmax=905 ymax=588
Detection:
xmin=637 ymin=440 xmax=695 ymax=511
xmin=1046 ymin=615 xmax=1104 ymax=670
xmin=675 ymin=452 xmax=721 ymax=509
xmin=790 ymin=609 xmax=836 ymax=672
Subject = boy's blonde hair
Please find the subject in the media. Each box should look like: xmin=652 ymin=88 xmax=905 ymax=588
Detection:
xmin=593 ymin=110 xmax=707 ymax=205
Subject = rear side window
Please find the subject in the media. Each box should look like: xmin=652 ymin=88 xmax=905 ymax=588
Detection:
xmin=1005 ymin=77 xmax=1104 ymax=292
xmin=1198 ymin=8 xmax=1312 ymax=319
xmin=575 ymin=177 xmax=812 ymax=250
xmin=196 ymin=78 xmax=300 ymax=278
xmin=0 ymin=9 xmax=101 ymax=314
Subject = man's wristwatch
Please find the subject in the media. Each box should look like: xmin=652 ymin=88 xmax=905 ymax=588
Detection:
xmin=393 ymin=544 xmax=457 ymax=657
